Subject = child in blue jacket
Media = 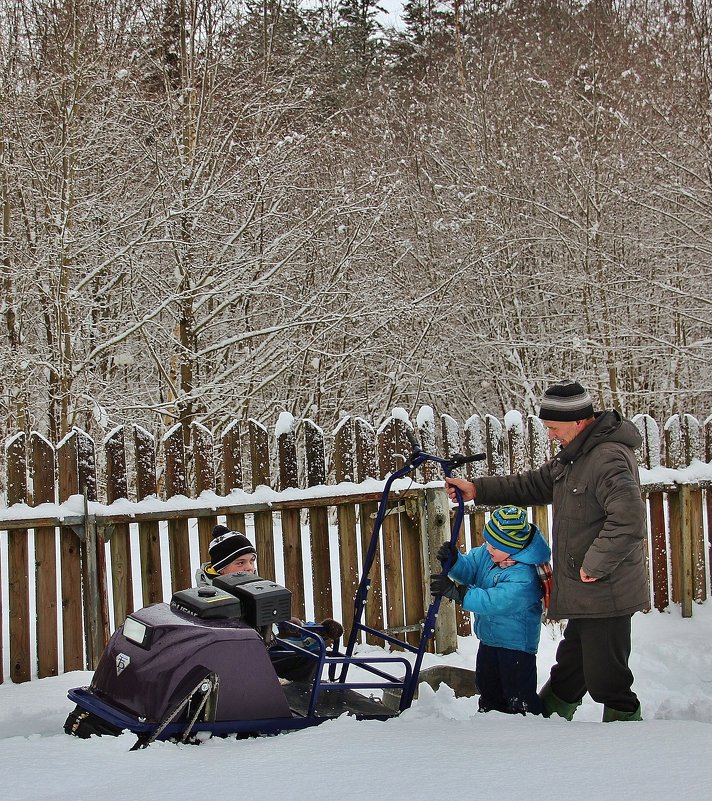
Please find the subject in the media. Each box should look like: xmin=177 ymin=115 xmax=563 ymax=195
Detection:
xmin=430 ymin=505 xmax=551 ymax=715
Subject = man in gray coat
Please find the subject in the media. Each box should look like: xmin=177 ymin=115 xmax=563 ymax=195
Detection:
xmin=446 ymin=380 xmax=649 ymax=721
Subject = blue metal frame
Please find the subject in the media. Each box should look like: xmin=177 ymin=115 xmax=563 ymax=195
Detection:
xmin=337 ymin=432 xmax=485 ymax=710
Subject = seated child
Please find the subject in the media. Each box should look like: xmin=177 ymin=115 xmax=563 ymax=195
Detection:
xmin=430 ymin=505 xmax=551 ymax=715
xmin=197 ymin=525 xmax=343 ymax=681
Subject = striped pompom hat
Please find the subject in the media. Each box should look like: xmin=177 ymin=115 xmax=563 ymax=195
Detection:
xmin=483 ymin=506 xmax=532 ymax=553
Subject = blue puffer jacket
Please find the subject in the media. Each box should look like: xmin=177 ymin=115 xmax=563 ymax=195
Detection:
xmin=447 ymin=527 xmax=551 ymax=654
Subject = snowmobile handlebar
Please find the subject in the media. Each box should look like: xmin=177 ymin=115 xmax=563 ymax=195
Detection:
xmin=402 ymin=428 xmax=485 ymax=572
xmin=404 ymin=429 xmax=486 ymax=474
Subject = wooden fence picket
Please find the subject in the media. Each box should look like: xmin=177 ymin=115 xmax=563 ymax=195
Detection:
xmin=378 ymin=417 xmax=405 ymax=646
xmin=706 ymin=417 xmax=712 ymax=596
xmin=249 ymin=419 xmax=275 ymax=581
xmin=278 ymin=416 xmax=305 ymax=619
xmin=417 ymin=409 xmax=438 ymax=483
xmin=527 ymin=416 xmax=550 ymax=540
xmin=440 ymin=414 xmax=470 ymax=637
xmin=163 ymin=425 xmax=192 ymax=591
xmin=665 ymin=417 xmax=685 ymax=607
xmin=333 ymin=417 xmax=358 ymax=643
xmin=57 ymin=432 xmax=84 ymax=671
xmin=355 ymin=418 xmax=383 ymax=643
xmin=31 ymin=433 xmax=58 ymax=678
xmin=134 ymin=426 xmax=163 ymax=606
xmin=392 ymin=415 xmax=424 ymax=648
xmin=507 ymin=414 xmax=526 ymax=474
xmin=401 ymin=494 xmax=424 ymax=648
xmin=464 ymin=415 xmax=486 ymax=549
xmin=193 ymin=422 xmax=217 ymax=562
xmin=485 ymin=414 xmax=505 ymax=476
xmin=682 ymin=415 xmax=706 ymax=603
xmin=75 ymin=429 xmax=108 ymax=667
xmin=221 ymin=420 xmax=246 ymax=534
xmin=105 ymin=427 xmax=133 ymax=630
xmin=634 ymin=414 xmax=668 ymax=611
xmin=6 ymin=434 xmax=30 ymax=682
xmin=304 ymin=420 xmax=333 ymax=622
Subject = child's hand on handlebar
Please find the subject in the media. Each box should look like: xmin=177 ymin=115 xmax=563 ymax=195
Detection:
xmin=445 ymin=477 xmax=477 ymax=503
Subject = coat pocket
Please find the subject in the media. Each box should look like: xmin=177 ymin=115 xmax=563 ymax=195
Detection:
xmin=568 ymin=480 xmax=588 ymax=512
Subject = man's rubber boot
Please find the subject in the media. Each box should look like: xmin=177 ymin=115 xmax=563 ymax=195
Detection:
xmin=603 ymin=703 xmax=642 ymax=722
xmin=539 ymin=680 xmax=581 ymax=720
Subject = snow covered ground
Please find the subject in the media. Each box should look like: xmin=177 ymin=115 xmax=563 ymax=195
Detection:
xmin=1 ymin=602 xmax=711 ymax=801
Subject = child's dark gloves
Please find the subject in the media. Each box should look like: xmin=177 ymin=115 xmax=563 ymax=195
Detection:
xmin=436 ymin=541 xmax=459 ymax=566
xmin=429 ymin=574 xmax=465 ymax=603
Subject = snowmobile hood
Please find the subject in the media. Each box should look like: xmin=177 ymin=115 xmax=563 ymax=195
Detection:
xmin=89 ymin=602 xmax=291 ymax=724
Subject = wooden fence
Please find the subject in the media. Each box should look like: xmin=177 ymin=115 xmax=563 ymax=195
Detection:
xmin=0 ymin=408 xmax=710 ymax=684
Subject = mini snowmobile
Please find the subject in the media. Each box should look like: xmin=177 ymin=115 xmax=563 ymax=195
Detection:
xmin=65 ymin=432 xmax=484 ymax=747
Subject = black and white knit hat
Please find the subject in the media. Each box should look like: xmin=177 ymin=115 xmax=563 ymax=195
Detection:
xmin=538 ymin=380 xmax=594 ymax=422
xmin=208 ymin=525 xmax=256 ymax=571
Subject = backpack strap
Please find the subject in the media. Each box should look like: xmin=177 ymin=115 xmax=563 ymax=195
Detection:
xmin=536 ymin=561 xmax=553 ymax=615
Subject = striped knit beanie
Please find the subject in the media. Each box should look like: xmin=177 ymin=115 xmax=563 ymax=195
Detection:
xmin=483 ymin=506 xmax=532 ymax=553
xmin=538 ymin=380 xmax=594 ymax=422
xmin=208 ymin=525 xmax=256 ymax=571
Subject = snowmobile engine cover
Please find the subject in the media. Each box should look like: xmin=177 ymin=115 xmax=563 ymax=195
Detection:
xmin=212 ymin=573 xmax=292 ymax=627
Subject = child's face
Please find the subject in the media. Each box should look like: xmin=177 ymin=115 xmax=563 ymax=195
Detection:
xmin=486 ymin=541 xmax=513 ymax=564
xmin=220 ymin=553 xmax=257 ymax=575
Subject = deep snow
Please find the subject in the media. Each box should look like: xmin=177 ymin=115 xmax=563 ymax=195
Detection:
xmin=1 ymin=602 xmax=712 ymax=801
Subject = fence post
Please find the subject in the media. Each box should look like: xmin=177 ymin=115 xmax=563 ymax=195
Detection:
xmin=633 ymin=414 xmax=668 ymax=611
xmin=485 ymin=414 xmax=505 ymax=476
xmin=426 ymin=486 xmax=457 ymax=654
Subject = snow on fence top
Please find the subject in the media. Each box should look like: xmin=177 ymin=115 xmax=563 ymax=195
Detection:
xmin=1 ymin=408 xmax=711 ymax=515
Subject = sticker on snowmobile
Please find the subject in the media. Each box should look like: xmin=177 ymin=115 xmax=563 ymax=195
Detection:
xmin=116 ymin=653 xmax=130 ymax=676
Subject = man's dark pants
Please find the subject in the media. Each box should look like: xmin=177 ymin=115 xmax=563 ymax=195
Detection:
xmin=549 ymin=614 xmax=639 ymax=713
